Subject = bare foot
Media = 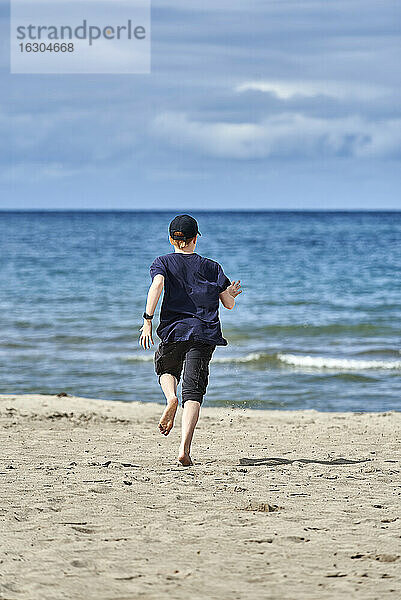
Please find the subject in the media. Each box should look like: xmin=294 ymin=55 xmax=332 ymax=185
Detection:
xmin=158 ymin=398 xmax=178 ymax=436
xmin=178 ymin=452 xmax=193 ymax=466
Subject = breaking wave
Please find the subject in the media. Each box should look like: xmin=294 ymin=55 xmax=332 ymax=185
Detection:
xmin=122 ymin=354 xmax=154 ymax=362
xmin=122 ymin=352 xmax=401 ymax=371
xmin=276 ymin=353 xmax=401 ymax=371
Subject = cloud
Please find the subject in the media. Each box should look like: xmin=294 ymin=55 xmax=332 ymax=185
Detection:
xmin=235 ymin=80 xmax=389 ymax=101
xmin=0 ymin=106 xmax=139 ymax=180
xmin=0 ymin=162 xmax=85 ymax=184
xmin=1 ymin=0 xmax=401 ymax=208
xmin=153 ymin=111 xmax=401 ymax=159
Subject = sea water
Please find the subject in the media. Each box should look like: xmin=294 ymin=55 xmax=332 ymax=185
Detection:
xmin=0 ymin=211 xmax=400 ymax=411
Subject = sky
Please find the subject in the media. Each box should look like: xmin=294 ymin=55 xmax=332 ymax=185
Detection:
xmin=0 ymin=0 xmax=400 ymax=210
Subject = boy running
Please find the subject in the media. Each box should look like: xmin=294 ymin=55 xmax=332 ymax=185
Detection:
xmin=140 ymin=214 xmax=241 ymax=466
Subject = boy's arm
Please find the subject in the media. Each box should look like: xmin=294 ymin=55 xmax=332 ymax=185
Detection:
xmin=219 ymin=280 xmax=242 ymax=310
xmin=140 ymin=274 xmax=164 ymax=349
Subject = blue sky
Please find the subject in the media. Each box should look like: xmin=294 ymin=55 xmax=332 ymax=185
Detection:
xmin=1 ymin=0 xmax=400 ymax=209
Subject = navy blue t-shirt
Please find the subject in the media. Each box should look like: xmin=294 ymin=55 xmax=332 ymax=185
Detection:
xmin=149 ymin=252 xmax=231 ymax=346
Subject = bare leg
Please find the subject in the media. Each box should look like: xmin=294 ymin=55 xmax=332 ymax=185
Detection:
xmin=158 ymin=374 xmax=178 ymax=436
xmin=178 ymin=400 xmax=200 ymax=466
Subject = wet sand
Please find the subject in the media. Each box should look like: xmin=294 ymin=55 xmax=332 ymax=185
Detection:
xmin=0 ymin=394 xmax=400 ymax=599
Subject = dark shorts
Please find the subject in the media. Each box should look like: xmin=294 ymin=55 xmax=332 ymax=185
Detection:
xmin=154 ymin=340 xmax=216 ymax=406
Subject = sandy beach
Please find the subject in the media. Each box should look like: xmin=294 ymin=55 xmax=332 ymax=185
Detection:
xmin=0 ymin=394 xmax=400 ymax=599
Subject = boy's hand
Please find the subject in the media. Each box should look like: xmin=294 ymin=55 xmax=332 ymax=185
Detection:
xmin=139 ymin=320 xmax=154 ymax=349
xmin=227 ymin=280 xmax=242 ymax=298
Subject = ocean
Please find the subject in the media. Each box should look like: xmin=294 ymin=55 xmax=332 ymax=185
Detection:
xmin=0 ymin=210 xmax=400 ymax=412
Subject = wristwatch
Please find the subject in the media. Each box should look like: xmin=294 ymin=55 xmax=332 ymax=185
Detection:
xmin=143 ymin=312 xmax=154 ymax=320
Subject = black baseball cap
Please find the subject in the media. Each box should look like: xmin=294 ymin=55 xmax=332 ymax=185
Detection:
xmin=169 ymin=214 xmax=201 ymax=240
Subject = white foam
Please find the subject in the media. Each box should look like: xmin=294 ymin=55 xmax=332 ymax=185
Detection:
xmin=213 ymin=352 xmax=264 ymax=363
xmin=124 ymin=352 xmax=265 ymax=364
xmin=122 ymin=354 xmax=154 ymax=362
xmin=277 ymin=353 xmax=401 ymax=371
xmin=122 ymin=351 xmax=401 ymax=371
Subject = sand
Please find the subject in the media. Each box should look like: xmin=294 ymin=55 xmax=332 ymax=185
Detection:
xmin=0 ymin=394 xmax=400 ymax=600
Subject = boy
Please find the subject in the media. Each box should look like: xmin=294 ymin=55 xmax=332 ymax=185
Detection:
xmin=139 ymin=214 xmax=241 ymax=466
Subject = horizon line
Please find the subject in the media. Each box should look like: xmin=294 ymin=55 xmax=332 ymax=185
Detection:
xmin=1 ymin=208 xmax=401 ymax=213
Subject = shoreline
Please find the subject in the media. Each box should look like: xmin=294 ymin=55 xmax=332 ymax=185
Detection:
xmin=1 ymin=394 xmax=400 ymax=599
xmin=3 ymin=391 xmax=398 ymax=414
